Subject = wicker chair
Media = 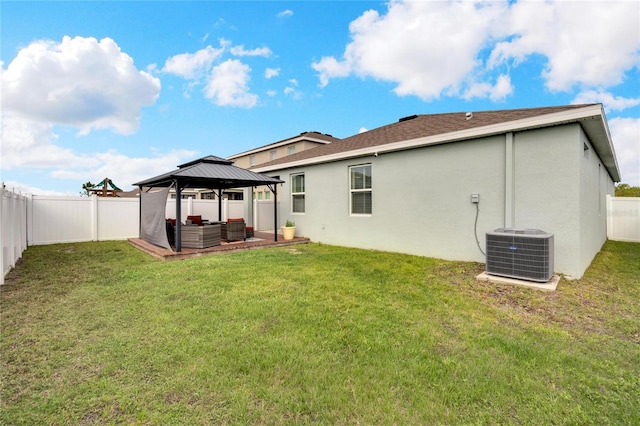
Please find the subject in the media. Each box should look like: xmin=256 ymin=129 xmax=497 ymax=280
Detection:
xmin=224 ymin=218 xmax=246 ymax=241
xmin=166 ymin=219 xmax=176 ymax=246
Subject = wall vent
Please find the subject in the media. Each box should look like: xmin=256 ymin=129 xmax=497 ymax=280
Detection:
xmin=486 ymin=228 xmax=554 ymax=282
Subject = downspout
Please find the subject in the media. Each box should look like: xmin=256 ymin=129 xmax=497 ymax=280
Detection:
xmin=505 ymin=132 xmax=515 ymax=228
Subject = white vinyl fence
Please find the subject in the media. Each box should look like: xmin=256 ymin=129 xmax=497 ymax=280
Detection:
xmin=26 ymin=195 xmax=256 ymax=246
xmin=607 ymin=195 xmax=640 ymax=242
xmin=1 ymin=184 xmax=29 ymax=285
xmin=5 ymin=192 xmax=635 ymax=283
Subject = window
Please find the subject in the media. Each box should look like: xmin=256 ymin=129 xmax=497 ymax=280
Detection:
xmin=249 ymin=155 xmax=256 ymax=166
xmin=350 ymin=164 xmax=372 ymax=215
xmin=264 ymin=191 xmax=271 ymax=200
xmin=270 ymin=150 xmax=277 ymax=161
xmin=291 ymin=173 xmax=305 ymax=213
xmin=288 ymin=146 xmax=296 ymax=155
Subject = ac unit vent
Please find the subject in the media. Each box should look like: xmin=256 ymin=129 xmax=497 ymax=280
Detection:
xmin=486 ymin=228 xmax=554 ymax=282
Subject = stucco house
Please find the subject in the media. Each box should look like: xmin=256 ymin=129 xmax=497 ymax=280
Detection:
xmin=228 ymin=131 xmax=340 ymax=201
xmin=253 ymin=104 xmax=620 ymax=279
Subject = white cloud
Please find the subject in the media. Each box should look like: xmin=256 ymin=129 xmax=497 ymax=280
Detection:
xmin=313 ymin=0 xmax=639 ymax=101
xmin=312 ymin=1 xmax=506 ymax=100
xmin=2 ymin=36 xmax=160 ymax=135
xmin=90 ymin=149 xmax=199 ymax=190
xmin=3 ymin=149 xmax=199 ymax=195
xmin=284 ymin=79 xmax=302 ymax=99
xmin=359 ymin=127 xmax=368 ymax=133
xmin=0 ymin=35 xmax=164 ymax=187
xmin=489 ymin=1 xmax=640 ymax=92
xmin=265 ymin=67 xmax=280 ymax=79
xmin=3 ymin=180 xmax=72 ymax=196
xmin=162 ymin=45 xmax=224 ymax=79
xmin=230 ymin=45 xmax=272 ymax=57
xmin=312 ymin=56 xmax=352 ymax=88
xmin=572 ymin=90 xmax=640 ymax=113
xmin=463 ymin=74 xmax=513 ymax=101
xmin=204 ymin=59 xmax=258 ymax=108
xmin=609 ymin=117 xmax=640 ymax=186
xmin=163 ymin=40 xmax=262 ymax=108
xmin=0 ymin=113 xmax=101 ymax=170
xmin=277 ymin=10 xmax=293 ymax=18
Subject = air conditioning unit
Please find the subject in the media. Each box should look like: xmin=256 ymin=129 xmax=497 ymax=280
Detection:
xmin=486 ymin=228 xmax=554 ymax=282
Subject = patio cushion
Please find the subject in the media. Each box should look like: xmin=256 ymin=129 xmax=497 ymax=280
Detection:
xmin=187 ymin=215 xmax=203 ymax=226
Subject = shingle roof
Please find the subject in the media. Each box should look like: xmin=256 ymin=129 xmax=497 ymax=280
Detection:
xmin=134 ymin=155 xmax=283 ymax=189
xmin=253 ymin=104 xmax=620 ymax=181
xmin=227 ymin=131 xmax=341 ymax=160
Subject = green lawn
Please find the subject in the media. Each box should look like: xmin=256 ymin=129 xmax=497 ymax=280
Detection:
xmin=1 ymin=240 xmax=639 ymax=425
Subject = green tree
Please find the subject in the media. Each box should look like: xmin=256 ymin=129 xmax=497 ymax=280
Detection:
xmin=81 ymin=181 xmax=95 ymax=197
xmin=615 ymin=183 xmax=640 ymax=197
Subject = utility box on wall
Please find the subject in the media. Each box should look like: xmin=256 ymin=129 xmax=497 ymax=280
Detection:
xmin=486 ymin=228 xmax=554 ymax=282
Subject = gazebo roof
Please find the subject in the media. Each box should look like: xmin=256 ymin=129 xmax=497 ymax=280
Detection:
xmin=134 ymin=155 xmax=283 ymax=189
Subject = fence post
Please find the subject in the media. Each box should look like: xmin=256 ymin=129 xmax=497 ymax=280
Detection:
xmin=0 ymin=183 xmax=5 ymax=285
xmin=91 ymin=195 xmax=99 ymax=241
xmin=1 ymin=184 xmax=29 ymax=285
xmin=606 ymin=194 xmax=612 ymax=240
xmin=223 ymin=198 xmax=228 ymax=221
xmin=26 ymin=193 xmax=33 ymax=246
xmin=11 ymin=189 xmax=19 ymax=261
xmin=253 ymin=199 xmax=259 ymax=231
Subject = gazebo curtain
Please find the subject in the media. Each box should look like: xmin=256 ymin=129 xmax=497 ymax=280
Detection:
xmin=140 ymin=187 xmax=171 ymax=250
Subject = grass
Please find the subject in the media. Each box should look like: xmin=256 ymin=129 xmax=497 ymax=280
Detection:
xmin=1 ymin=240 xmax=639 ymax=425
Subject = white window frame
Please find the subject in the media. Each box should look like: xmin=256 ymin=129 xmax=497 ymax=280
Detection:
xmin=249 ymin=155 xmax=256 ymax=166
xmin=349 ymin=164 xmax=372 ymax=216
xmin=270 ymin=150 xmax=278 ymax=161
xmin=288 ymin=145 xmax=296 ymax=155
xmin=291 ymin=173 xmax=305 ymax=214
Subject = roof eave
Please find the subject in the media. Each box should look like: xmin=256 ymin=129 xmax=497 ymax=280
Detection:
xmin=254 ymin=104 xmax=621 ymax=181
xmin=227 ymin=136 xmax=333 ymax=160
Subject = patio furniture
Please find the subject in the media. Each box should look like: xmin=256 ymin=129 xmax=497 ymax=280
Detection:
xmin=245 ymin=226 xmax=254 ymax=239
xmin=180 ymin=223 xmax=221 ymax=248
xmin=186 ymin=215 xmax=204 ymax=226
xmin=166 ymin=219 xmax=176 ymax=246
xmin=222 ymin=218 xmax=246 ymax=241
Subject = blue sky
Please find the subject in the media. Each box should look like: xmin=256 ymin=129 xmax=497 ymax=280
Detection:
xmin=2 ymin=0 xmax=639 ymax=195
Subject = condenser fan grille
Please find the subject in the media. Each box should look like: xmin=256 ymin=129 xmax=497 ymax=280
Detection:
xmin=486 ymin=228 xmax=554 ymax=282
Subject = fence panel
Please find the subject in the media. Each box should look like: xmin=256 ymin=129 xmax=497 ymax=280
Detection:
xmin=29 ymin=196 xmax=94 ymax=245
xmin=1 ymin=184 xmax=29 ymax=284
xmin=97 ymin=197 xmax=140 ymax=240
xmin=254 ymin=200 xmax=278 ymax=231
xmin=607 ymin=195 xmax=640 ymax=243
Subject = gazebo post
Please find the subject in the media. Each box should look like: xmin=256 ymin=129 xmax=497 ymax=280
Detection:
xmin=273 ymin=184 xmax=278 ymax=242
xmin=137 ymin=185 xmax=142 ymax=238
xmin=175 ymin=180 xmax=182 ymax=252
xmin=217 ymin=189 xmax=223 ymax=221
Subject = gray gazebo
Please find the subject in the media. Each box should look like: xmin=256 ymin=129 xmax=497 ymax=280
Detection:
xmin=134 ymin=155 xmax=283 ymax=252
